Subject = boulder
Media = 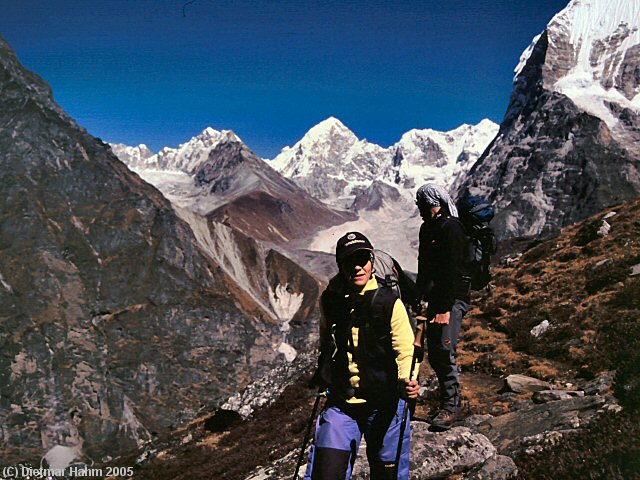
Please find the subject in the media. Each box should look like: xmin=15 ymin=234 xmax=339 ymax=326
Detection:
xmin=597 ymin=220 xmax=611 ymax=237
xmin=464 ymin=414 xmax=495 ymax=428
xmin=501 ymin=374 xmax=551 ymax=393
xmin=251 ymin=423 xmax=512 ymax=479
xmin=581 ymin=372 xmax=614 ymax=395
xmin=351 ymin=425 xmax=496 ymax=479
xmin=530 ymin=320 xmax=550 ymax=337
xmin=532 ymin=390 xmax=585 ymax=403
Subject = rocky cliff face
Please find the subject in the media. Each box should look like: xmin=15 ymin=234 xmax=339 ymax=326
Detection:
xmin=462 ymin=0 xmax=640 ymax=239
xmin=172 ymin=207 xmax=322 ymax=357
xmin=0 ymin=35 xmax=309 ymax=467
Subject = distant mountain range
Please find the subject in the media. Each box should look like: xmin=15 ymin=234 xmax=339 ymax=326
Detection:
xmin=113 ymin=116 xmax=499 ymax=210
xmin=270 ymin=116 xmax=498 ymax=208
xmin=111 ymin=118 xmax=499 ymax=270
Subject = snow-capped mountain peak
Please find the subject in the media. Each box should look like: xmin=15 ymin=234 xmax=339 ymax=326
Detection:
xmin=198 ymin=126 xmax=241 ymax=143
xmin=150 ymin=127 xmax=240 ymax=157
xmin=304 ymin=116 xmax=357 ymax=142
xmin=393 ymin=120 xmax=499 ymax=193
xmin=115 ymin=127 xmax=243 ymax=175
xmin=270 ymin=117 xmax=361 ymax=181
xmin=462 ymin=0 xmax=640 ymax=240
xmin=109 ymin=143 xmax=155 ymax=169
xmin=270 ymin=117 xmax=498 ymax=207
xmin=394 ymin=120 xmax=499 ymax=172
xmin=517 ymin=0 xmax=640 ymax=129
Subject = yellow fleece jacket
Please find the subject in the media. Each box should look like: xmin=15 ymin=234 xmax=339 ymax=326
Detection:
xmin=321 ymin=276 xmax=416 ymax=404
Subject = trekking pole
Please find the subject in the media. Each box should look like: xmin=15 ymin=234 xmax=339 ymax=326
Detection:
xmin=293 ymin=389 xmax=328 ymax=480
xmin=393 ymin=316 xmax=426 ymax=479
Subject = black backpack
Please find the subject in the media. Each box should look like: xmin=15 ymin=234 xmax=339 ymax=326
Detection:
xmin=456 ymin=196 xmax=497 ymax=291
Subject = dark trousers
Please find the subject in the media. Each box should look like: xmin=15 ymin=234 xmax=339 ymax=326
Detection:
xmin=426 ymin=299 xmax=470 ymax=410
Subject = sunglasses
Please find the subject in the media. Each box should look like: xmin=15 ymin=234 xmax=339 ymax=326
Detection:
xmin=340 ymin=250 xmax=373 ymax=269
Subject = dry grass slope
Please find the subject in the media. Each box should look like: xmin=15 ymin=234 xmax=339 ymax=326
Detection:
xmin=470 ymin=199 xmax=640 ymax=479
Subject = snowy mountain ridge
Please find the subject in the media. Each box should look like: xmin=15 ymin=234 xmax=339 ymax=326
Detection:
xmin=111 ymin=127 xmax=242 ymax=174
xmin=110 ymin=118 xmax=498 ymax=272
xmin=109 ymin=143 xmax=154 ymax=169
xmin=270 ymin=116 xmax=499 ymax=207
xmin=112 ymin=117 xmax=499 ymax=211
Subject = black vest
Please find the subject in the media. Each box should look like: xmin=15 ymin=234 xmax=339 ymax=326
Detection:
xmin=317 ymin=283 xmax=399 ymax=403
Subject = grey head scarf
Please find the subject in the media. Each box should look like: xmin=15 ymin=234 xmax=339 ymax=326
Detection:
xmin=416 ymin=183 xmax=459 ymax=218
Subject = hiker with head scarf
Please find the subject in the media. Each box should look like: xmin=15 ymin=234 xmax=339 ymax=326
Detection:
xmin=415 ymin=184 xmax=472 ymax=431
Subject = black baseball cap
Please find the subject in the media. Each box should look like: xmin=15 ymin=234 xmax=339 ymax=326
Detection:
xmin=336 ymin=231 xmax=373 ymax=263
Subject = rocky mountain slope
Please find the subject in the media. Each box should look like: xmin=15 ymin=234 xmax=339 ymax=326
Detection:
xmin=131 ymin=198 xmax=640 ymax=479
xmin=172 ymin=206 xmax=322 ymax=358
xmin=194 ymin=140 xmax=353 ymax=244
xmin=112 ymin=129 xmax=354 ymax=250
xmin=0 ymin=35 xmax=318 ymax=468
xmin=461 ymin=0 xmax=640 ymax=239
xmin=111 ymin=128 xmax=357 ymax=332
xmin=112 ymin=135 xmax=329 ymax=342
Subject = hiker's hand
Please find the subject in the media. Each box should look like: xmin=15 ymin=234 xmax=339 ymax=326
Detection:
xmin=403 ymin=378 xmax=420 ymax=400
xmin=419 ymin=300 xmax=429 ymax=315
xmin=431 ymin=312 xmax=450 ymax=325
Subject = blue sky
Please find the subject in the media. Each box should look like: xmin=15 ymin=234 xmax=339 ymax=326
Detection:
xmin=1 ymin=0 xmax=568 ymax=158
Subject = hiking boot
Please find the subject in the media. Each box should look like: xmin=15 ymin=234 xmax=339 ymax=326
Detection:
xmin=428 ymin=407 xmax=463 ymax=432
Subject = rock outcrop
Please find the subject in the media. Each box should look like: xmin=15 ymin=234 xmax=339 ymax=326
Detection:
xmin=501 ymin=374 xmax=552 ymax=393
xmin=350 ymin=180 xmax=402 ymax=212
xmin=477 ymin=395 xmax=607 ymax=455
xmin=351 ymin=426 xmax=497 ymax=479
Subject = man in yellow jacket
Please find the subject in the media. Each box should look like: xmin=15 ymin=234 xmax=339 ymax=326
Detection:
xmin=305 ymin=232 xmax=419 ymax=480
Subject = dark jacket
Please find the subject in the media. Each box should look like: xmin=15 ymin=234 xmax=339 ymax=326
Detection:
xmin=417 ymin=212 xmax=472 ymax=314
xmin=313 ymin=281 xmax=400 ymax=404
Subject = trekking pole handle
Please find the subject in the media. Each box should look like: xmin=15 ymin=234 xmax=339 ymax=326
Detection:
xmin=414 ymin=316 xmax=426 ymax=349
